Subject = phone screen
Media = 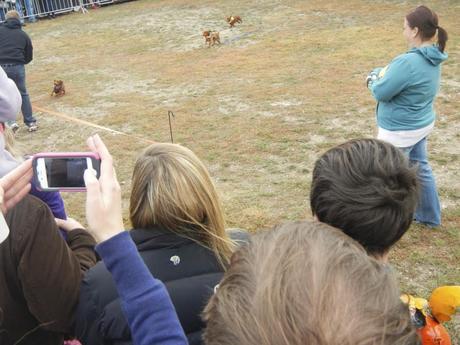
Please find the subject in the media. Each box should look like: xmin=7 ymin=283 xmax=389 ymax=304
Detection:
xmin=46 ymin=158 xmax=88 ymax=187
xmin=34 ymin=156 xmax=99 ymax=190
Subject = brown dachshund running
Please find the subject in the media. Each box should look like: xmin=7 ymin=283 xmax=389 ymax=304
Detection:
xmin=202 ymin=31 xmax=221 ymax=47
xmin=226 ymin=16 xmax=242 ymax=28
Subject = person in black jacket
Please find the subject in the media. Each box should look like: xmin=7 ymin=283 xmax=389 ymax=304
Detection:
xmin=74 ymin=143 xmax=240 ymax=345
xmin=0 ymin=10 xmax=37 ymax=132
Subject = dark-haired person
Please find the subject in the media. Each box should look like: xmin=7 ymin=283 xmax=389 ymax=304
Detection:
xmin=310 ymin=139 xmax=419 ymax=261
xmin=367 ymin=5 xmax=448 ymax=228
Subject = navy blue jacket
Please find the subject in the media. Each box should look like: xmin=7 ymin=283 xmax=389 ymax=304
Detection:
xmin=74 ymin=226 xmax=225 ymax=345
xmin=0 ymin=18 xmax=33 ymax=65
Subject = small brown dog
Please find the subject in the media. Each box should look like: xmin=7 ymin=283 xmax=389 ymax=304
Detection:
xmin=202 ymin=31 xmax=221 ymax=47
xmin=226 ymin=16 xmax=242 ymax=28
xmin=51 ymin=80 xmax=65 ymax=96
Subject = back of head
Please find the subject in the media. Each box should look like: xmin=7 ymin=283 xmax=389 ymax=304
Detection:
xmin=204 ymin=221 xmax=418 ymax=345
xmin=310 ymin=139 xmax=418 ymax=256
xmin=5 ymin=10 xmax=20 ymax=20
xmin=129 ymin=143 xmax=233 ymax=266
xmin=406 ymin=5 xmax=448 ymax=52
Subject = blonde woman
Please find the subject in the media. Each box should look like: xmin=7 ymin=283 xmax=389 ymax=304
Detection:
xmin=75 ymin=143 xmax=236 ymax=345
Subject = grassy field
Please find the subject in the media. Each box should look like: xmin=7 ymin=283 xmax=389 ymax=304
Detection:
xmin=14 ymin=0 xmax=460 ymax=340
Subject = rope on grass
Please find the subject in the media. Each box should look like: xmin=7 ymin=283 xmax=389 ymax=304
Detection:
xmin=33 ymin=104 xmax=156 ymax=144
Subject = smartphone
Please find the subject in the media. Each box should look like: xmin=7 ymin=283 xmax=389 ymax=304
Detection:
xmin=32 ymin=153 xmax=101 ymax=192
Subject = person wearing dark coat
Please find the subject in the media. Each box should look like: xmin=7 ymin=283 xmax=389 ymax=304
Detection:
xmin=0 ymin=194 xmax=97 ymax=345
xmin=0 ymin=10 xmax=37 ymax=131
xmin=76 ymin=226 xmax=227 ymax=345
xmin=74 ymin=143 xmax=238 ymax=345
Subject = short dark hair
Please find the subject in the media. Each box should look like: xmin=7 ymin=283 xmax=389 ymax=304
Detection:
xmin=406 ymin=5 xmax=448 ymax=53
xmin=310 ymin=139 xmax=418 ymax=256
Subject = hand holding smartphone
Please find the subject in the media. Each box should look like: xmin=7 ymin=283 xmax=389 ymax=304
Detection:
xmin=32 ymin=153 xmax=101 ymax=192
xmin=31 ymin=134 xmax=124 ymax=242
xmin=84 ymin=134 xmax=125 ymax=243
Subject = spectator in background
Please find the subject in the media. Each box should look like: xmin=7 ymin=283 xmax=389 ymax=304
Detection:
xmin=367 ymin=5 xmax=448 ymax=228
xmin=310 ymin=139 xmax=418 ymax=262
xmin=15 ymin=0 xmax=36 ymax=23
xmin=0 ymin=2 xmax=7 ymax=22
xmin=75 ymin=142 xmax=237 ymax=345
xmin=0 ymin=10 xmax=37 ymax=132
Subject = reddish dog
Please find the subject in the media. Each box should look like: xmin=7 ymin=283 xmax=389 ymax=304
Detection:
xmin=51 ymin=80 xmax=65 ymax=96
xmin=202 ymin=31 xmax=221 ymax=47
xmin=226 ymin=16 xmax=242 ymax=27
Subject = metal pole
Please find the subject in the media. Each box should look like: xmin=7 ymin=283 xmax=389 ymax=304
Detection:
xmin=168 ymin=110 xmax=175 ymax=143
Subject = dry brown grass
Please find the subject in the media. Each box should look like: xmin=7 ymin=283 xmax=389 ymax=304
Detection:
xmin=12 ymin=0 xmax=460 ymax=340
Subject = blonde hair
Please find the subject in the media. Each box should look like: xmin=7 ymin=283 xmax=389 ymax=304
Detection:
xmin=130 ymin=143 xmax=234 ymax=267
xmin=6 ymin=10 xmax=20 ymax=20
xmin=3 ymin=126 xmax=23 ymax=159
xmin=204 ymin=221 xmax=418 ymax=345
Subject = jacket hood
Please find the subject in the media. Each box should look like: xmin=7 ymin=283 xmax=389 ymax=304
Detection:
xmin=411 ymin=45 xmax=448 ymax=66
xmin=4 ymin=18 xmax=22 ymax=29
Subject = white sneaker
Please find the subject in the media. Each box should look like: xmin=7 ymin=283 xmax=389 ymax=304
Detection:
xmin=27 ymin=123 xmax=38 ymax=132
xmin=9 ymin=123 xmax=20 ymax=133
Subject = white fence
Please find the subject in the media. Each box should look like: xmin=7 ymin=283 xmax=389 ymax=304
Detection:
xmin=0 ymin=0 xmax=121 ymax=22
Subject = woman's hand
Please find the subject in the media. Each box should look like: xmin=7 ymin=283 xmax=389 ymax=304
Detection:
xmin=55 ymin=217 xmax=84 ymax=232
xmin=84 ymin=134 xmax=125 ymax=243
xmin=0 ymin=159 xmax=33 ymax=214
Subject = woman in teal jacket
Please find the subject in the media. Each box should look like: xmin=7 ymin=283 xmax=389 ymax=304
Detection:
xmin=367 ymin=5 xmax=448 ymax=227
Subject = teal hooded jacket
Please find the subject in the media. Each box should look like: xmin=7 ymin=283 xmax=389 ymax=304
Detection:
xmin=369 ymin=45 xmax=448 ymax=131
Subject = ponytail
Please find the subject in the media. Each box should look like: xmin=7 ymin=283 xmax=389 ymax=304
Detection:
xmin=437 ymin=26 xmax=448 ymax=53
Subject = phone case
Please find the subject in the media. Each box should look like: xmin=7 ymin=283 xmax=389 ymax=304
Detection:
xmin=32 ymin=152 xmax=101 ymax=192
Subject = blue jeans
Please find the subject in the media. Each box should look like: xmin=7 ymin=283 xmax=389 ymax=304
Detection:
xmin=1 ymin=64 xmax=36 ymax=125
xmin=15 ymin=0 xmax=36 ymax=22
xmin=401 ymin=137 xmax=441 ymax=227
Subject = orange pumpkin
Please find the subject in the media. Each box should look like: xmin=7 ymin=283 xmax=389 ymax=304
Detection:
xmin=418 ymin=316 xmax=451 ymax=345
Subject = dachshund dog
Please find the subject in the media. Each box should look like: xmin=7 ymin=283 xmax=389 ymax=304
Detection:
xmin=226 ymin=16 xmax=242 ymax=28
xmin=51 ymin=80 xmax=66 ymax=96
xmin=202 ymin=31 xmax=221 ymax=47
